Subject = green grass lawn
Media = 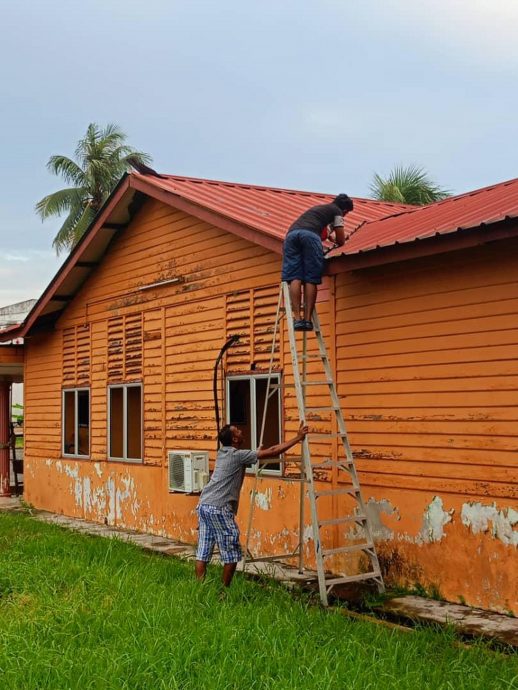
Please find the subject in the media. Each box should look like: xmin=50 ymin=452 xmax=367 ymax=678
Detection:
xmin=0 ymin=513 xmax=516 ymax=690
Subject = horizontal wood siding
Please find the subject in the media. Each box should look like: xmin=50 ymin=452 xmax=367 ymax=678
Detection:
xmin=335 ymin=241 xmax=518 ymax=501
xmin=25 ymin=199 xmax=282 ymax=469
xmin=22 ymin=197 xmax=517 ymax=612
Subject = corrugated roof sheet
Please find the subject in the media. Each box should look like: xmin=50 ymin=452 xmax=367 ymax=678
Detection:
xmin=334 ymin=176 xmax=518 ymax=256
xmin=3 ymin=172 xmax=518 ymax=342
xmin=136 ymin=173 xmax=413 ymax=241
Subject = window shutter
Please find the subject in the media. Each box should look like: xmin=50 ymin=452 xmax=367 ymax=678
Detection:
xmin=225 ymin=285 xmax=280 ymax=372
xmin=107 ymin=313 xmax=143 ymax=382
xmin=62 ymin=325 xmax=91 ymax=384
xmin=226 ymin=290 xmax=251 ymax=371
xmin=252 ymin=285 xmax=280 ymax=369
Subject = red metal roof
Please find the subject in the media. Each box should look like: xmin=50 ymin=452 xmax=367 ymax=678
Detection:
xmin=333 ymin=176 xmax=518 ymax=256
xmin=3 ymin=172 xmax=518 ymax=342
xmin=136 ymin=173 xmax=413 ymax=241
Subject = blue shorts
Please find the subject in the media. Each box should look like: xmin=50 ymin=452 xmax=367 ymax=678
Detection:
xmin=281 ymin=229 xmax=324 ymax=285
xmin=196 ymin=504 xmax=242 ymax=564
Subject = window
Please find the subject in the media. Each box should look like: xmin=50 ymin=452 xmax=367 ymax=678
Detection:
xmin=108 ymin=384 xmax=142 ymax=461
xmin=62 ymin=388 xmax=90 ymax=457
xmin=226 ymin=374 xmax=281 ymax=473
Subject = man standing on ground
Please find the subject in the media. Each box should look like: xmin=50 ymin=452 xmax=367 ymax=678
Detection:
xmin=281 ymin=194 xmax=354 ymax=331
xmin=195 ymin=421 xmax=308 ymax=587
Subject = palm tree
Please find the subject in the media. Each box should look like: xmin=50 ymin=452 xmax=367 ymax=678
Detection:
xmin=370 ymin=164 xmax=450 ymax=206
xmin=36 ymin=123 xmax=152 ymax=253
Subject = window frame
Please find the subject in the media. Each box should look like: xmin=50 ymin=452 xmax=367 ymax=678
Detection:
xmin=62 ymin=387 xmax=91 ymax=458
xmin=226 ymin=373 xmax=282 ymax=475
xmin=107 ymin=383 xmax=143 ymax=463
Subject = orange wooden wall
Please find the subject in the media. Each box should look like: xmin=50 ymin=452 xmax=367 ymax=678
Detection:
xmin=23 ymin=198 xmax=517 ymax=613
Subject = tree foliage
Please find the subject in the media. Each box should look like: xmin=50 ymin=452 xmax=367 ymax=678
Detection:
xmin=36 ymin=123 xmax=152 ymax=253
xmin=370 ymin=165 xmax=450 ymax=206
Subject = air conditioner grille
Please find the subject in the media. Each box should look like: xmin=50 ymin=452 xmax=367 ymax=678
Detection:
xmin=169 ymin=453 xmax=186 ymax=491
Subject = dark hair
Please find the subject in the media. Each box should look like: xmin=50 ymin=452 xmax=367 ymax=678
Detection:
xmin=218 ymin=424 xmax=234 ymax=446
xmin=333 ymin=194 xmax=354 ymax=212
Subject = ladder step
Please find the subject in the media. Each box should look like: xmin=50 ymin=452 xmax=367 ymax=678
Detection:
xmin=325 ymin=571 xmax=381 ymax=587
xmin=315 ymin=488 xmax=360 ymax=498
xmin=322 ymin=543 xmax=374 ymax=557
xmin=319 ymin=514 xmax=367 ymax=527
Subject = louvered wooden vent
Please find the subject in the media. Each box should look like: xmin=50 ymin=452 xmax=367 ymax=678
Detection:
xmin=63 ymin=325 xmax=91 ymax=384
xmin=107 ymin=313 xmax=143 ymax=382
xmin=225 ymin=285 xmax=280 ymax=372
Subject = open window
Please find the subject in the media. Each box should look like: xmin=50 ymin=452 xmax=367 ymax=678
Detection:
xmin=108 ymin=384 xmax=142 ymax=462
xmin=62 ymin=388 xmax=90 ymax=457
xmin=226 ymin=374 xmax=281 ymax=473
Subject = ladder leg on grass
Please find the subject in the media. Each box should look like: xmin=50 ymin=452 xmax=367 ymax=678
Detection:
xmin=243 ymin=281 xmax=384 ymax=606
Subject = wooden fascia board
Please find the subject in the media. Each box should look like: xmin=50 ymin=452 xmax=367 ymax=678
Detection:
xmin=130 ymin=176 xmax=283 ymax=255
xmin=326 ymin=218 xmax=518 ymax=273
xmin=19 ymin=177 xmax=133 ymax=337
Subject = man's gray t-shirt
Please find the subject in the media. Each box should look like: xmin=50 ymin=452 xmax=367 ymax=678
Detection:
xmin=198 ymin=447 xmax=258 ymax=513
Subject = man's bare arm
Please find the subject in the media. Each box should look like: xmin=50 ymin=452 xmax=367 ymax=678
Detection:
xmin=333 ymin=226 xmax=346 ymax=246
xmin=256 ymin=421 xmax=308 ymax=460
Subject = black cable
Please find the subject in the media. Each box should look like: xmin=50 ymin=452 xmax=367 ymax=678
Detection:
xmin=213 ymin=335 xmax=240 ymax=450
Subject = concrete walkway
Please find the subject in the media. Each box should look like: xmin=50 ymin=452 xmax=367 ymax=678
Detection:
xmin=1 ymin=497 xmax=516 ymax=648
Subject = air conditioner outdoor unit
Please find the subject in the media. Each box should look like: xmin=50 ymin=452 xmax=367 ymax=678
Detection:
xmin=168 ymin=450 xmax=209 ymax=493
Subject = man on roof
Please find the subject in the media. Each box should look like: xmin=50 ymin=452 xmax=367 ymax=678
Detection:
xmin=282 ymin=194 xmax=354 ymax=331
xmin=195 ymin=421 xmax=308 ymax=588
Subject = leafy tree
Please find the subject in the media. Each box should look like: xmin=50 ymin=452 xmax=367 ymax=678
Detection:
xmin=370 ymin=164 xmax=450 ymax=205
xmin=36 ymin=123 xmax=152 ymax=253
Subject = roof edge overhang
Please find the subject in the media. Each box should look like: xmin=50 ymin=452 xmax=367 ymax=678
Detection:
xmin=129 ymin=176 xmax=284 ymax=255
xmin=326 ymin=216 xmax=518 ymax=273
xmin=0 ymin=173 xmax=284 ymax=342
xmin=1 ymin=174 xmax=135 ymax=341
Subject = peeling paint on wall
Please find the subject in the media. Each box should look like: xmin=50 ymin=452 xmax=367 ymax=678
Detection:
xmin=116 ymin=475 xmax=141 ymax=520
xmin=303 ymin=525 xmax=313 ymax=543
xmin=461 ymin=502 xmax=518 ymax=546
xmin=365 ymin=498 xmax=401 ymax=541
xmin=420 ymin=496 xmax=454 ymax=543
xmin=254 ymin=488 xmax=272 ymax=511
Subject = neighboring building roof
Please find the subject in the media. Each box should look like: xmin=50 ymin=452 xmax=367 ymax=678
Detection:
xmin=2 ymin=172 xmax=518 ymax=341
xmin=333 ymin=176 xmax=518 ymax=256
xmin=0 ymin=299 xmax=37 ymax=329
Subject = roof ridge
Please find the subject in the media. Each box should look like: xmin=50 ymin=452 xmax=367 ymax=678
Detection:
xmin=143 ymin=173 xmax=412 ymax=209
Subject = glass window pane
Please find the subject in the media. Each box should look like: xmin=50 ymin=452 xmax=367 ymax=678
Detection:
xmin=63 ymin=391 xmax=76 ymax=454
xmin=256 ymin=378 xmax=281 ymax=471
xmin=77 ymin=390 xmax=89 ymax=456
xmin=229 ymin=379 xmax=252 ymax=448
xmin=110 ymin=388 xmax=124 ymax=458
xmin=126 ymin=386 xmax=142 ymax=460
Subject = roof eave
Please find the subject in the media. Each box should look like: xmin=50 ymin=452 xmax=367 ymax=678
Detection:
xmin=17 ymin=174 xmax=135 ymax=338
xmin=129 ymin=176 xmax=284 ymax=255
xmin=326 ymin=217 xmax=518 ymax=273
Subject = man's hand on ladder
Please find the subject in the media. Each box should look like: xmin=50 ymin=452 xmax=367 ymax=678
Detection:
xmin=297 ymin=421 xmax=309 ymax=440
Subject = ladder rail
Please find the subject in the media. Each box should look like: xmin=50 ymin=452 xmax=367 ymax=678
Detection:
xmin=243 ymin=286 xmax=283 ymax=570
xmin=311 ymin=306 xmax=384 ymax=585
xmin=282 ymin=281 xmax=328 ymax=604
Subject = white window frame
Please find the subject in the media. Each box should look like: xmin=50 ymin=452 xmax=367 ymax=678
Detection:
xmin=107 ymin=383 xmax=143 ymax=463
xmin=62 ymin=387 xmax=90 ymax=458
xmin=226 ymin=373 xmax=282 ymax=475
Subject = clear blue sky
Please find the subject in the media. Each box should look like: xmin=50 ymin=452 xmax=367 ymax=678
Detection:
xmin=1 ymin=0 xmax=517 ymax=305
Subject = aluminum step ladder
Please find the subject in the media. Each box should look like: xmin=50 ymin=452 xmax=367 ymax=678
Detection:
xmin=243 ymin=281 xmax=384 ymax=606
